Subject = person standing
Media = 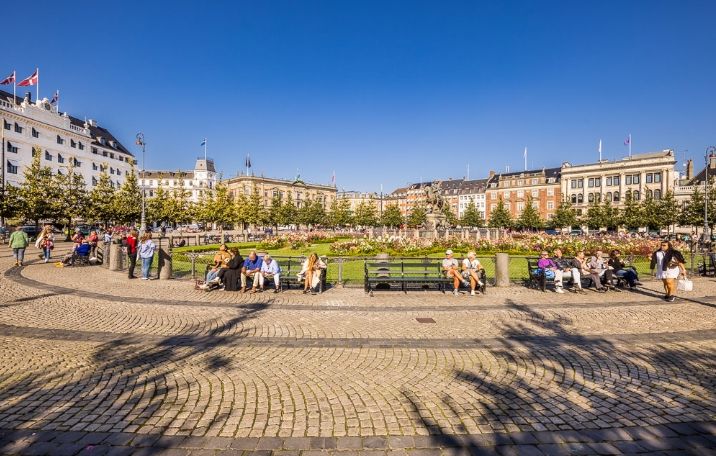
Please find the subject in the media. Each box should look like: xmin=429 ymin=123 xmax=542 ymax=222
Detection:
xmin=87 ymin=230 xmax=99 ymax=258
xmin=9 ymin=227 xmax=29 ymax=267
xmin=138 ymin=232 xmax=156 ymax=280
xmin=38 ymin=225 xmax=55 ymax=263
xmin=126 ymin=229 xmax=139 ymax=279
xmin=650 ymin=241 xmax=686 ymax=302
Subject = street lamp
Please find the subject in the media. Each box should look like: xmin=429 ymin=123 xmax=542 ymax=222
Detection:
xmin=135 ymin=132 xmax=146 ymax=233
xmin=706 ymin=146 xmax=716 ymax=244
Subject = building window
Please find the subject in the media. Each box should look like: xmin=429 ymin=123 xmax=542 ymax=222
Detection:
xmin=547 ymin=201 xmax=554 ymax=210
xmin=654 ymin=189 xmax=661 ymax=199
xmin=32 ymin=148 xmax=38 ymax=158
xmin=3 ymin=120 xmax=10 ymax=130
xmin=654 ymin=172 xmax=661 ymax=183
xmin=613 ymin=191 xmax=620 ymax=202
xmin=57 ymin=169 xmax=63 ymax=176
xmin=73 ymin=158 xmax=81 ymax=167
xmin=92 ymin=176 xmax=98 ymax=186
xmin=531 ymin=178 xmax=538 ymax=185
xmin=577 ymin=194 xmax=583 ymax=204
xmin=606 ymin=177 xmax=612 ymax=186
xmin=504 ymin=191 xmax=511 ymax=198
xmin=646 ymin=173 xmax=653 ymax=183
xmin=517 ymin=202 xmax=524 ymax=212
xmin=632 ymin=174 xmax=640 ymax=184
xmin=606 ymin=192 xmax=612 ymax=202
xmin=571 ymin=194 xmax=577 ymax=204
xmin=31 ymin=127 xmax=39 ymax=138
xmin=57 ymin=154 xmax=64 ymax=164
xmin=14 ymin=123 xmax=22 ymax=133
xmin=6 ymin=142 xmax=18 ymax=153
xmin=613 ymin=176 xmax=620 ymax=186
xmin=45 ymin=151 xmax=52 ymax=161
xmin=517 ymin=180 xmax=523 ymax=186
xmin=6 ymin=160 xmax=18 ymax=174
xmin=626 ymin=175 xmax=632 ymax=185
xmin=78 ymin=142 xmax=84 ymax=150
xmin=588 ymin=178 xmax=594 ymax=188
xmin=547 ymin=188 xmax=554 ymax=197
xmin=588 ymin=193 xmax=594 ymax=203
xmin=70 ymin=139 xmax=77 ymax=148
xmin=633 ymin=190 xmax=640 ymax=201
xmin=92 ymin=163 xmax=98 ymax=171
xmin=517 ymin=190 xmax=524 ymax=198
xmin=56 ymin=135 xmax=64 ymax=145
xmin=92 ymin=147 xmax=98 ymax=154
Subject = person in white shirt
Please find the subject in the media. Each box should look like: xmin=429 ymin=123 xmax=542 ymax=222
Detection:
xmin=259 ymin=254 xmax=281 ymax=293
xmin=442 ymin=249 xmax=468 ymax=296
xmin=650 ymin=241 xmax=686 ymax=302
xmin=461 ymin=251 xmax=483 ymax=296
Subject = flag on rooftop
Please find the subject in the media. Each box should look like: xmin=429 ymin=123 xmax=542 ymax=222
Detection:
xmin=50 ymin=90 xmax=59 ymax=105
xmin=0 ymin=71 xmax=15 ymax=85
xmin=17 ymin=69 xmax=38 ymax=87
xmin=200 ymin=138 xmax=206 ymax=146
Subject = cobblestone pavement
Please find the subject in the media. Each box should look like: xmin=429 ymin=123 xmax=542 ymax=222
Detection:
xmin=0 ymin=247 xmax=714 ymax=455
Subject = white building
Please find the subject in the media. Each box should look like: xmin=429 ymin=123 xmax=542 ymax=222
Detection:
xmin=140 ymin=158 xmax=217 ymax=203
xmin=457 ymin=179 xmax=488 ymax=219
xmin=1 ymin=90 xmax=135 ymax=189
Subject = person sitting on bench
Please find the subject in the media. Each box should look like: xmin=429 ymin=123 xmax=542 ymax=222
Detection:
xmin=537 ymin=250 xmax=564 ymax=293
xmin=202 ymin=244 xmax=232 ymax=288
xmin=608 ymin=249 xmax=638 ymax=288
xmin=461 ymin=251 xmax=483 ymax=296
xmin=241 ymin=251 xmax=263 ymax=293
xmin=298 ymin=253 xmax=326 ymax=294
xmin=443 ymin=249 xmax=468 ymax=296
xmin=61 ymin=241 xmax=92 ymax=266
xmin=553 ymin=249 xmax=584 ymax=293
xmin=258 ymin=254 xmax=281 ymax=293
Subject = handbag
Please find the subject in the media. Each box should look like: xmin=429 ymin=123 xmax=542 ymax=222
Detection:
xmin=677 ymin=278 xmax=693 ymax=292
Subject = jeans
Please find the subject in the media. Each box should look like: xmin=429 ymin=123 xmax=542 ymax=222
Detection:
xmin=258 ymin=272 xmax=280 ymax=289
xmin=13 ymin=248 xmax=25 ymax=264
xmin=615 ymin=268 xmax=638 ymax=286
xmin=43 ymin=247 xmax=51 ymax=261
xmin=141 ymin=255 xmax=153 ymax=279
xmin=206 ymin=269 xmax=220 ymax=282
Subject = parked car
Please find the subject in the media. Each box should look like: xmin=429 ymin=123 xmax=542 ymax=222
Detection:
xmin=19 ymin=225 xmax=41 ymax=240
xmin=543 ymin=229 xmax=559 ymax=236
xmin=570 ymin=229 xmax=584 ymax=236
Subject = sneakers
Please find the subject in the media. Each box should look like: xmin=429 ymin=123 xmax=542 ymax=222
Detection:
xmin=477 ymin=280 xmax=484 ymax=286
xmin=665 ymin=295 xmax=676 ymax=302
xmin=44 ymin=258 xmax=49 ymax=263
xmin=273 ymin=288 xmax=279 ymax=293
xmin=462 ymin=280 xmax=469 ymax=287
xmin=470 ymin=290 xmax=475 ymax=296
xmin=453 ymin=289 xmax=459 ymax=296
xmin=555 ymin=287 xmax=565 ymax=293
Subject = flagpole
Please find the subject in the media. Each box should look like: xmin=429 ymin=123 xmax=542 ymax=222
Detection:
xmin=524 ymin=147 xmax=527 ymax=171
xmin=13 ymin=71 xmax=16 ymax=106
xmin=629 ymin=134 xmax=632 ymax=157
xmin=204 ymin=138 xmax=207 ymax=161
xmin=36 ymin=68 xmax=39 ymax=102
xmin=599 ymin=139 xmax=602 ymax=162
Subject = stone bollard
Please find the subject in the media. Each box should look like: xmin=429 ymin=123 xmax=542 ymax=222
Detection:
xmin=101 ymin=243 xmax=110 ymax=268
xmin=494 ymin=253 xmax=510 ymax=287
xmin=158 ymin=241 xmax=172 ymax=280
xmin=109 ymin=242 xmax=124 ymax=271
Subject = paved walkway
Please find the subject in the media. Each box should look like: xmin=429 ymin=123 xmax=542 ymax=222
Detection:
xmin=0 ymin=246 xmax=714 ymax=455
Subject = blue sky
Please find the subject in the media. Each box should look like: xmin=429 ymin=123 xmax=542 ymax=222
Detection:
xmin=5 ymin=0 xmax=715 ymax=191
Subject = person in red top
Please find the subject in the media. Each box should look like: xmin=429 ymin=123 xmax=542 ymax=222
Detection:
xmin=125 ymin=229 xmax=139 ymax=279
xmin=87 ymin=230 xmax=99 ymax=258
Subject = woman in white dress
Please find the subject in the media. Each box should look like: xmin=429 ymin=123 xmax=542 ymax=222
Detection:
xmin=649 ymin=240 xmax=686 ymax=302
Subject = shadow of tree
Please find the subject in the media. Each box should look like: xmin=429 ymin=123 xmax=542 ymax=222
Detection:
xmin=402 ymin=299 xmax=716 ymax=446
xmin=0 ymin=302 xmax=270 ymax=451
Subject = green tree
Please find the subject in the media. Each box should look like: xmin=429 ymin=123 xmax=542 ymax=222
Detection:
xmin=246 ymin=189 xmax=267 ymax=227
xmin=279 ymin=192 xmax=298 ymax=227
xmin=583 ymin=200 xmax=604 ymax=230
xmin=169 ymin=188 xmax=193 ymax=226
xmin=620 ymin=192 xmax=643 ymax=230
xmin=601 ymin=200 xmax=619 ymax=231
xmin=550 ymin=199 xmax=578 ymax=230
xmin=641 ymin=193 xmax=661 ymax=231
xmin=329 ymin=198 xmax=353 ymax=227
xmin=441 ymin=204 xmax=458 ymax=228
xmin=406 ymin=205 xmax=427 ymax=228
xmin=380 ymin=203 xmax=403 ymax=228
xmin=53 ymin=162 xmax=89 ymax=235
xmin=460 ymin=200 xmax=484 ymax=228
xmin=299 ymin=198 xmax=327 ymax=227
xmin=88 ymin=170 xmax=116 ymax=226
xmin=209 ymin=184 xmax=237 ymax=230
xmin=658 ymin=191 xmax=679 ymax=234
xmin=113 ymin=168 xmax=142 ymax=225
xmin=17 ymin=152 xmax=56 ymax=226
xmin=488 ymin=198 xmax=512 ymax=229
xmin=0 ymin=184 xmax=22 ymax=223
xmin=267 ymin=193 xmax=283 ymax=229
xmin=678 ymin=187 xmax=705 ymax=233
xmin=353 ymin=201 xmax=378 ymax=227
xmin=516 ymin=196 xmax=542 ymax=231
xmin=146 ymin=186 xmax=171 ymax=225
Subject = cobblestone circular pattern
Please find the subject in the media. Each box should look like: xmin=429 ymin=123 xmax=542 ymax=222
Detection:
xmin=0 ymin=250 xmax=714 ymax=454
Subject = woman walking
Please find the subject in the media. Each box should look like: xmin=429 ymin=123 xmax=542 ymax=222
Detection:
xmin=650 ymin=240 xmax=686 ymax=302
xmin=9 ymin=226 xmax=29 ymax=267
xmin=38 ymin=225 xmax=55 ymax=263
xmin=138 ymin=232 xmax=156 ymax=280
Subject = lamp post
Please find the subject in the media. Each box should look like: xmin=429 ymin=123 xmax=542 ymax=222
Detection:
xmin=706 ymin=146 xmax=716 ymax=244
xmin=135 ymin=132 xmax=146 ymax=234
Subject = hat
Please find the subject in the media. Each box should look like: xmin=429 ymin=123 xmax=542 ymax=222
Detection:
xmin=445 ymin=249 xmax=453 ymax=255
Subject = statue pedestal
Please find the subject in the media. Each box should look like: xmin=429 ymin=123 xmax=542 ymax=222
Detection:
xmin=425 ymin=213 xmax=446 ymax=231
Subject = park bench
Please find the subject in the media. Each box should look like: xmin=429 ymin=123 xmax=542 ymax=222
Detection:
xmin=201 ymin=254 xmax=327 ymax=293
xmin=364 ymin=257 xmax=487 ymax=296
xmin=527 ymin=256 xmax=636 ymax=291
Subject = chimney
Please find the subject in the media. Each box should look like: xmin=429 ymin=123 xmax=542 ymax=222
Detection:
xmin=686 ymin=159 xmax=694 ymax=180
xmin=24 ymin=91 xmax=31 ymax=103
xmin=488 ymin=170 xmax=495 ymax=179
xmin=710 ymin=154 xmax=716 ymax=170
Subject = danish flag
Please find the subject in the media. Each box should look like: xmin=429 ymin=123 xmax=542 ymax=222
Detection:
xmin=18 ymin=69 xmax=38 ymax=86
xmin=0 ymin=71 xmax=15 ymax=85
